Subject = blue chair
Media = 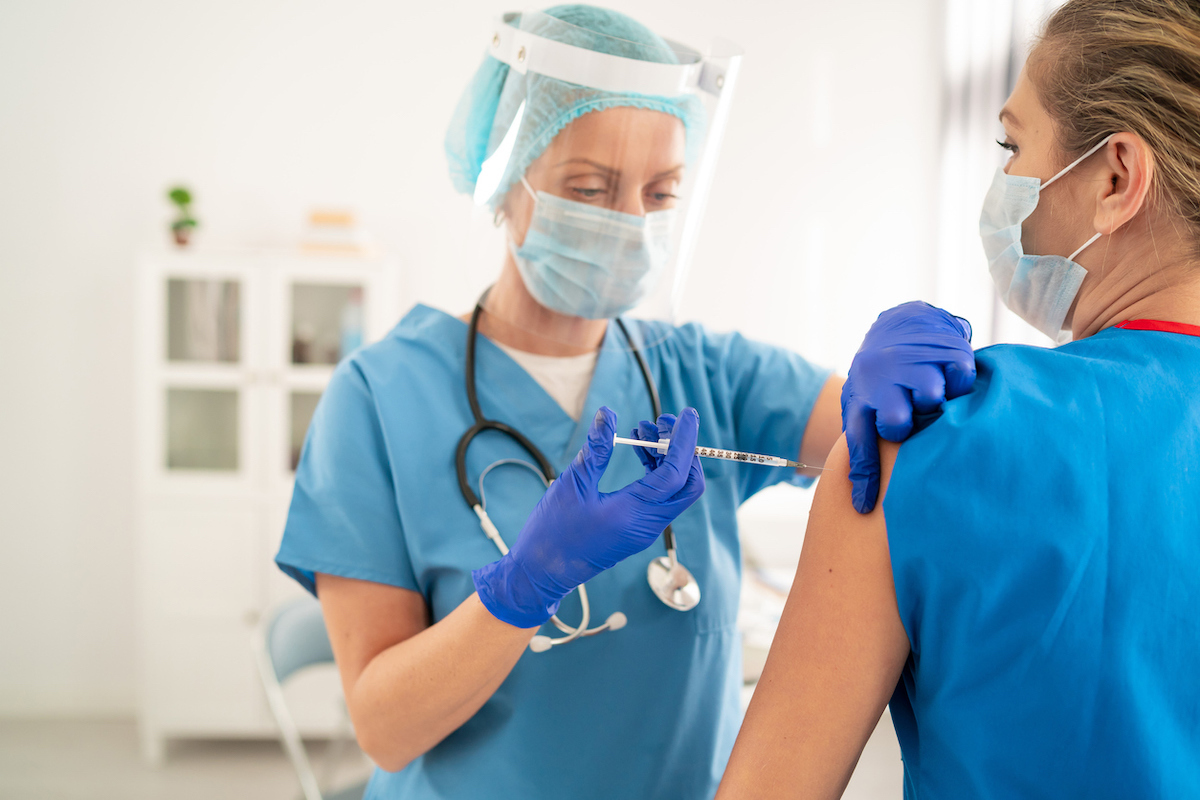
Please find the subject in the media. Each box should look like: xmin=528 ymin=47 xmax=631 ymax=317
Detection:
xmin=254 ymin=596 xmax=368 ymax=800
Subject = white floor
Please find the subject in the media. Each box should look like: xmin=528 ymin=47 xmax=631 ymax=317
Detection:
xmin=0 ymin=719 xmax=371 ymax=800
xmin=0 ymin=714 xmax=900 ymax=799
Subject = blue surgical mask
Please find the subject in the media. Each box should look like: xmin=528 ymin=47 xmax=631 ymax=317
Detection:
xmin=979 ymin=134 xmax=1113 ymax=343
xmin=510 ymin=177 xmax=677 ymax=320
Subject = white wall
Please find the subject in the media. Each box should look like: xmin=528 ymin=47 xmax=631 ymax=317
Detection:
xmin=0 ymin=0 xmax=944 ymax=717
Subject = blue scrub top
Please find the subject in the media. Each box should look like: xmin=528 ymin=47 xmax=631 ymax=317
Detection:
xmin=276 ymin=304 xmax=831 ymax=800
xmin=884 ymin=325 xmax=1200 ymax=798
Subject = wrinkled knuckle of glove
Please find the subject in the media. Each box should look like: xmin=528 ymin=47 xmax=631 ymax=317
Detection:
xmin=857 ymin=345 xmax=897 ymax=373
xmin=656 ymin=462 xmax=688 ymax=496
xmin=913 ymin=372 xmax=945 ymax=401
xmin=876 ymin=404 xmax=912 ymax=432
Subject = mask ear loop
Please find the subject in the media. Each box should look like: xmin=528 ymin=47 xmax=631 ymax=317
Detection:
xmin=494 ymin=176 xmax=538 ymax=228
xmin=501 ymin=176 xmax=541 ymax=265
xmin=1041 ymin=134 xmax=1115 ymax=190
xmin=1042 ymin=134 xmax=1115 ymax=262
xmin=520 ymin=175 xmax=539 ymax=202
xmin=1067 ymin=231 xmax=1103 ymax=261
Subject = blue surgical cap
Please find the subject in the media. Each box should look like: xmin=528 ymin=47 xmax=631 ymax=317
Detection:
xmin=445 ymin=4 xmax=707 ymax=208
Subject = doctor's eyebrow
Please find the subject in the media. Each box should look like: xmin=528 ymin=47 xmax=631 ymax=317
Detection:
xmin=999 ymin=108 xmax=1021 ymax=128
xmin=649 ymin=165 xmax=685 ymax=181
xmin=554 ymin=158 xmax=619 ymax=174
xmin=552 ymin=158 xmax=684 ymax=183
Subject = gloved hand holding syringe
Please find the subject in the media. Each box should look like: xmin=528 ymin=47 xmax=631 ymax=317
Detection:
xmin=613 ymin=435 xmax=824 ymax=471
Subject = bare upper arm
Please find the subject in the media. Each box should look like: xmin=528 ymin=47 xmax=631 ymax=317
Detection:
xmin=315 ymin=573 xmax=430 ymax=697
xmin=717 ymin=435 xmax=909 ymax=799
xmin=799 ymin=375 xmax=845 ymax=472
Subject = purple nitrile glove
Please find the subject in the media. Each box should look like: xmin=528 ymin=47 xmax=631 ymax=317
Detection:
xmin=472 ymin=406 xmax=706 ymax=628
xmin=630 ymin=412 xmax=683 ymax=472
xmin=842 ymin=301 xmax=975 ymax=514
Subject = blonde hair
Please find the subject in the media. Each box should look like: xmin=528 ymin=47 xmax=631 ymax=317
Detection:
xmin=1030 ymin=0 xmax=1200 ymax=250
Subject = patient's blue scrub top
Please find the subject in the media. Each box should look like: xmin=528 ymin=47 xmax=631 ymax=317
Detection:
xmin=276 ymin=304 xmax=830 ymax=800
xmin=884 ymin=323 xmax=1200 ymax=799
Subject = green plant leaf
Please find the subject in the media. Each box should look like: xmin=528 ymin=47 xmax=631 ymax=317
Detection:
xmin=167 ymin=187 xmax=192 ymax=207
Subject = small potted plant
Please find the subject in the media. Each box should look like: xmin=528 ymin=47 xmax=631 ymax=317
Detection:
xmin=167 ymin=186 xmax=198 ymax=246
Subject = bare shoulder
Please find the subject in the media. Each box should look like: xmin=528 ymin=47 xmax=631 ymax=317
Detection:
xmin=805 ymin=436 xmax=900 ymax=556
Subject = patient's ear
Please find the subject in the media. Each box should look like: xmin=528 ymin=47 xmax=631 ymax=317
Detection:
xmin=1093 ymin=133 xmax=1154 ymax=236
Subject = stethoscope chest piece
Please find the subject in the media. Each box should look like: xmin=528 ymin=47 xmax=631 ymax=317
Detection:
xmin=647 ymin=551 xmax=701 ymax=612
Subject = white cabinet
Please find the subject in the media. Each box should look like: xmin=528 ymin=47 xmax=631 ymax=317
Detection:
xmin=134 ymin=248 xmax=400 ymax=764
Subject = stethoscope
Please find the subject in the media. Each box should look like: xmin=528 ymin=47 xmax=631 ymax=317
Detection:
xmin=456 ymin=296 xmax=702 ymax=653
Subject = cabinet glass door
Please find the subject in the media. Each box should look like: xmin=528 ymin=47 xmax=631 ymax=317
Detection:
xmin=167 ymin=279 xmax=241 ymax=363
xmin=290 ymin=284 xmax=364 ymax=366
xmin=289 ymin=391 xmax=322 ymax=471
xmin=166 ymin=388 xmax=240 ymax=471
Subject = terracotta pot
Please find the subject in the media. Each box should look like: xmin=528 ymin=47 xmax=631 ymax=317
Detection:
xmin=173 ymin=227 xmax=192 ymax=246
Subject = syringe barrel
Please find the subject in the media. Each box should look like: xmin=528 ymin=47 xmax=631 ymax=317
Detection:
xmin=693 ymin=445 xmax=782 ymax=465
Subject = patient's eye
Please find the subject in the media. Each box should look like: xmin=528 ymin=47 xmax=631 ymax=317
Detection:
xmin=996 ymin=139 xmax=1018 ymax=154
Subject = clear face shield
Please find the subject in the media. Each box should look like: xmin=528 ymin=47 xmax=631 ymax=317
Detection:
xmin=452 ymin=10 xmax=742 ymax=353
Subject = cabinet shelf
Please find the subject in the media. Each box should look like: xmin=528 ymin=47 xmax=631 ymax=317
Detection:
xmin=159 ymin=363 xmax=248 ymax=387
xmin=283 ymin=364 xmax=336 ymax=388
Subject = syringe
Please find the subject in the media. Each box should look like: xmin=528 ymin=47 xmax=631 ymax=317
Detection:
xmin=613 ymin=437 xmax=823 ymax=470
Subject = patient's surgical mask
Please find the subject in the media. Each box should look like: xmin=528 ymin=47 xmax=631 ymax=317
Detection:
xmin=979 ymin=134 xmax=1113 ymax=342
xmin=510 ymin=177 xmax=677 ymax=320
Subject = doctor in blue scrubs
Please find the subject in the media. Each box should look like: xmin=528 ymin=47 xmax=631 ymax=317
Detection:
xmin=275 ymin=6 xmax=974 ymax=799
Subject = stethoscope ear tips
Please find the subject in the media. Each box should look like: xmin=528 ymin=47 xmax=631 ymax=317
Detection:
xmin=526 ymin=611 xmax=628 ymax=653
xmin=604 ymin=612 xmax=628 ymax=631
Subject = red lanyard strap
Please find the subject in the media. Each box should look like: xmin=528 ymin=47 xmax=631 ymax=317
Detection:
xmin=1116 ymin=319 xmax=1200 ymax=338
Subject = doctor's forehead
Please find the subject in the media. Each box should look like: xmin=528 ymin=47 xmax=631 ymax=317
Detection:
xmin=540 ymin=107 xmax=686 ymax=177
